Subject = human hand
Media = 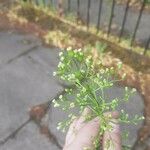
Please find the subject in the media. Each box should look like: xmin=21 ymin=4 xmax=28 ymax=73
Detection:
xmin=63 ymin=108 xmax=121 ymax=150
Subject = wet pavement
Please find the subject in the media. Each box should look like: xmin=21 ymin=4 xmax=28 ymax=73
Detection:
xmin=0 ymin=30 xmax=144 ymax=149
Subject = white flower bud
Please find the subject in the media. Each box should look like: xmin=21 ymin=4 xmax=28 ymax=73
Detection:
xmin=59 ymin=52 xmax=63 ymax=56
xmin=60 ymin=56 xmax=64 ymax=61
xmin=53 ymin=72 xmax=57 ymax=76
xmin=70 ymin=102 xmax=75 ymax=108
xmin=67 ymin=47 xmax=72 ymax=51
xmin=59 ymin=95 xmax=63 ymax=99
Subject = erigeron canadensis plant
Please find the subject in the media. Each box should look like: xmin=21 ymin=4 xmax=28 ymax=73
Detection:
xmin=53 ymin=47 xmax=144 ymax=150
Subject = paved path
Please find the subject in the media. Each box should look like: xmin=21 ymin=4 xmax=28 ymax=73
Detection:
xmin=0 ymin=30 xmax=63 ymax=150
xmin=0 ymin=30 xmax=144 ymax=149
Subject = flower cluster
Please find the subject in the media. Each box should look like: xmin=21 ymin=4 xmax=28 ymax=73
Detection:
xmin=53 ymin=47 xmax=144 ymax=149
xmin=54 ymin=47 xmax=94 ymax=84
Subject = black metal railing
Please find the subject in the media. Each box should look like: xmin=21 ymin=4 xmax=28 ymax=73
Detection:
xmin=118 ymin=0 xmax=130 ymax=42
xmin=23 ymin=0 xmax=150 ymax=55
xmin=96 ymin=0 xmax=103 ymax=33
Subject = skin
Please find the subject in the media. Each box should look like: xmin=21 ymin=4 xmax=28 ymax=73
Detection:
xmin=63 ymin=108 xmax=121 ymax=150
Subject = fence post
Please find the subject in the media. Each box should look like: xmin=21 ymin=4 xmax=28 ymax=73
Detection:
xmin=87 ymin=0 xmax=91 ymax=29
xmin=97 ymin=0 xmax=103 ymax=33
xmin=131 ymin=0 xmax=145 ymax=46
xmin=68 ymin=0 xmax=71 ymax=12
xmin=49 ymin=0 xmax=52 ymax=6
xmin=42 ymin=0 xmax=46 ymax=7
xmin=24 ymin=0 xmax=32 ymax=3
xmin=143 ymin=36 xmax=150 ymax=55
xmin=107 ymin=0 xmax=115 ymax=37
xmin=58 ymin=0 xmax=64 ymax=16
xmin=77 ymin=0 xmax=80 ymax=22
xmin=35 ymin=0 xmax=39 ymax=5
xmin=119 ymin=0 xmax=130 ymax=42
xmin=50 ymin=0 xmax=53 ymax=5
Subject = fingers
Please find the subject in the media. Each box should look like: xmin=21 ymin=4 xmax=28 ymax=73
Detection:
xmin=102 ymin=119 xmax=121 ymax=150
xmin=65 ymin=118 xmax=78 ymax=146
xmin=73 ymin=117 xmax=101 ymax=149
xmin=77 ymin=112 xmax=120 ymax=150
xmin=65 ymin=108 xmax=92 ymax=146
xmin=65 ymin=110 xmax=121 ymax=150
xmin=75 ymin=107 xmax=92 ymax=131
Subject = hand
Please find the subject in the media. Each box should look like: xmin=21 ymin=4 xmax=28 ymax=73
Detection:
xmin=63 ymin=108 xmax=121 ymax=150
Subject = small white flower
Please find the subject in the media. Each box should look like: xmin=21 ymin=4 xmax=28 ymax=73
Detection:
xmin=68 ymin=74 xmax=75 ymax=80
xmin=141 ymin=116 xmax=145 ymax=119
xmin=71 ymin=115 xmax=77 ymax=120
xmin=52 ymin=99 xmax=56 ymax=102
xmin=131 ymin=88 xmax=136 ymax=93
xmin=91 ymin=65 xmax=94 ymax=68
xmin=57 ymin=126 xmax=61 ymax=130
xmin=86 ymin=57 xmax=90 ymax=61
xmin=58 ymin=122 xmax=62 ymax=126
xmin=65 ymin=89 xmax=68 ymax=92
xmin=96 ymin=73 xmax=100 ymax=78
xmin=59 ymin=95 xmax=63 ymax=99
xmin=59 ymin=52 xmax=63 ymax=56
xmin=62 ymin=129 xmax=65 ymax=133
xmin=54 ymin=103 xmax=60 ymax=107
xmin=125 ymin=86 xmax=128 ymax=91
xmin=100 ymin=69 xmax=105 ymax=74
xmin=117 ymin=61 xmax=123 ymax=69
xmin=121 ymin=109 xmax=124 ymax=113
xmin=74 ymin=49 xmax=78 ymax=53
xmin=105 ymin=68 xmax=109 ymax=72
xmin=82 ymin=87 xmax=86 ymax=93
xmin=110 ymin=67 xmax=114 ymax=70
xmin=70 ymin=102 xmax=75 ymax=108
xmin=58 ymin=62 xmax=62 ymax=68
xmin=67 ymin=47 xmax=72 ymax=51
xmin=79 ymin=52 xmax=83 ymax=56
xmin=122 ymin=73 xmax=126 ymax=79
xmin=81 ymin=69 xmax=85 ymax=73
xmin=58 ymin=62 xmax=65 ymax=68
xmin=78 ymin=48 xmax=81 ymax=52
xmin=68 ymin=114 xmax=73 ymax=118
xmin=52 ymin=99 xmax=60 ymax=107
xmin=77 ymin=93 xmax=80 ymax=97
xmin=53 ymin=72 xmax=57 ymax=76
xmin=60 ymin=56 xmax=64 ymax=61
xmin=60 ymin=76 xmax=65 ymax=80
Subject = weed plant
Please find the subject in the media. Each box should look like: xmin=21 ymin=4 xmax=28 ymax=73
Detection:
xmin=52 ymin=46 xmax=144 ymax=149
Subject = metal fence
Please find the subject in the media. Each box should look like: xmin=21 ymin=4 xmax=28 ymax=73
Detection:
xmin=24 ymin=0 xmax=150 ymax=55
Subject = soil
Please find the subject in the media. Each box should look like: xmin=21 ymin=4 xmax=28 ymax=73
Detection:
xmin=0 ymin=5 xmax=150 ymax=149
